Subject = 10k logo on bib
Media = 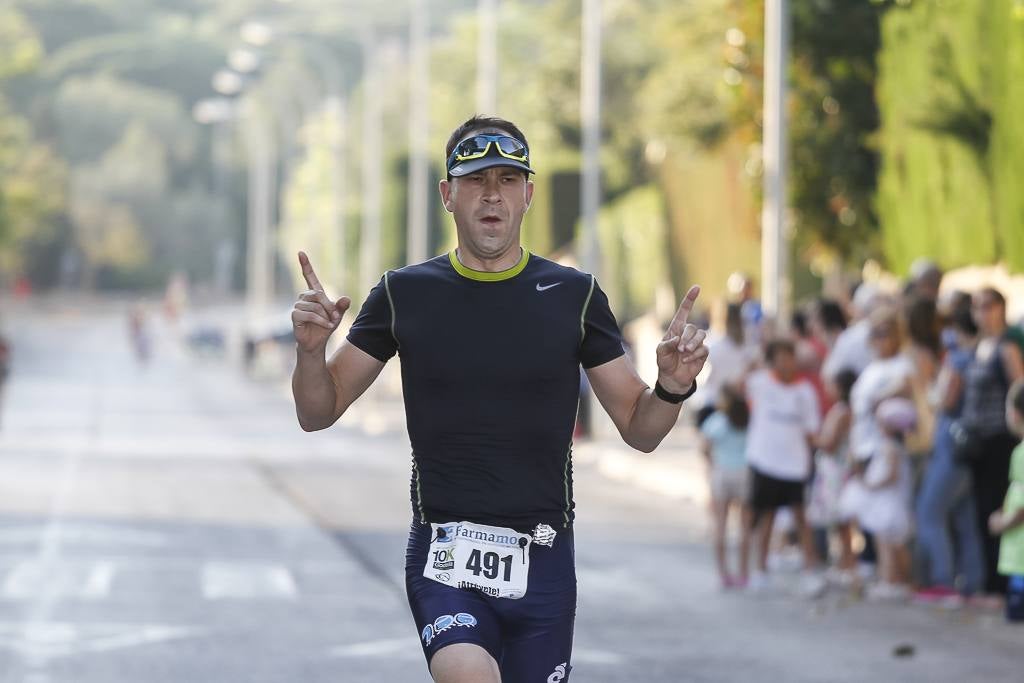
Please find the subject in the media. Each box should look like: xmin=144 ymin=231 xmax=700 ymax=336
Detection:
xmin=424 ymin=521 xmax=532 ymax=599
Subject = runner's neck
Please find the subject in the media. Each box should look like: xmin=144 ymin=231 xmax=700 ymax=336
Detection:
xmin=454 ymin=246 xmax=524 ymax=273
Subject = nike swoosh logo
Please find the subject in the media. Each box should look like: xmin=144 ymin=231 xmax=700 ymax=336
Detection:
xmin=536 ymin=282 xmax=562 ymax=292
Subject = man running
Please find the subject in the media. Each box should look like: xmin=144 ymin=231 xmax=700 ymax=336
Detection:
xmin=291 ymin=115 xmax=708 ymax=683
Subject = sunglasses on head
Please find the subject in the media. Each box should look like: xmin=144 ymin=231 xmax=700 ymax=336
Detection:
xmin=447 ymin=134 xmax=530 ymax=171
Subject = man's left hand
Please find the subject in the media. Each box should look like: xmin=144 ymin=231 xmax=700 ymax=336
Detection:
xmin=656 ymin=285 xmax=709 ymax=394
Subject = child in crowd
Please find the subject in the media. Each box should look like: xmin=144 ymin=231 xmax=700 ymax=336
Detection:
xmin=988 ymin=379 xmax=1024 ymax=622
xmin=744 ymin=339 xmax=823 ymax=596
xmin=700 ymin=386 xmax=752 ymax=589
xmin=807 ymin=369 xmax=859 ymax=583
xmin=846 ymin=397 xmax=917 ymax=601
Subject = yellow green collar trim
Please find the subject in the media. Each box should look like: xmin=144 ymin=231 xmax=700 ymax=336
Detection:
xmin=449 ymin=248 xmax=530 ymax=282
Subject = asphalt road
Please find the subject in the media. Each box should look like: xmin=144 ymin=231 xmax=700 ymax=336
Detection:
xmin=0 ymin=300 xmax=1021 ymax=683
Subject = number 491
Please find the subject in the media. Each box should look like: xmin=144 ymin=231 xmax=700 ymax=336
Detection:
xmin=466 ymin=549 xmax=513 ymax=582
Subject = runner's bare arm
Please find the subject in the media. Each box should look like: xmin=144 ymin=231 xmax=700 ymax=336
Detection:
xmin=291 ymin=252 xmax=386 ymax=431
xmin=586 ymin=286 xmax=708 ymax=453
xmin=294 ymin=341 xmax=386 ymax=431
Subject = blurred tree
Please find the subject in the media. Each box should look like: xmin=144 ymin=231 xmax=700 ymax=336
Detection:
xmin=0 ymin=6 xmax=66 ymax=280
xmin=875 ymin=0 xmax=1024 ymax=274
xmin=51 ymin=73 xmax=197 ymax=165
xmin=987 ymin=0 xmax=1024 ymax=271
xmin=0 ymin=5 xmax=42 ymax=79
xmin=6 ymin=0 xmax=243 ymax=290
xmin=788 ymin=0 xmax=887 ymax=271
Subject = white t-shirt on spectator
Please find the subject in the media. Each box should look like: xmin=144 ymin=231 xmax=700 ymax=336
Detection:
xmin=745 ymin=369 xmax=821 ymax=481
xmin=849 ymin=353 xmax=915 ymax=460
xmin=696 ymin=334 xmax=755 ymax=409
xmin=822 ymin=319 xmax=874 ymax=380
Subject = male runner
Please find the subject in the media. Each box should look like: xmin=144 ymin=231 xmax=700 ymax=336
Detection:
xmin=291 ymin=115 xmax=708 ymax=683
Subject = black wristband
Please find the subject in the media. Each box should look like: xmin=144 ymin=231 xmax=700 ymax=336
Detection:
xmin=654 ymin=380 xmax=696 ymax=404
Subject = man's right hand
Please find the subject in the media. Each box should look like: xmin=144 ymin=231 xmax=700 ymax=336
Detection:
xmin=292 ymin=251 xmax=351 ymax=354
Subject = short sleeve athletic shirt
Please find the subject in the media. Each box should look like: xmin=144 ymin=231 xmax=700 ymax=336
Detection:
xmin=346 ymin=249 xmax=625 ymax=531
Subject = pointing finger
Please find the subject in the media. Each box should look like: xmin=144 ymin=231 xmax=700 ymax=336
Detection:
xmin=298 ymin=251 xmax=325 ymax=293
xmin=668 ymin=286 xmax=701 ymax=337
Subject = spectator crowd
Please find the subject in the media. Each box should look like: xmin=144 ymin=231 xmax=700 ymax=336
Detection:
xmin=694 ymin=263 xmax=1024 ymax=623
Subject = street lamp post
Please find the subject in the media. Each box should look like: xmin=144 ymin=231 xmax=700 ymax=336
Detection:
xmin=192 ymin=98 xmax=239 ymax=297
xmin=476 ymin=0 xmax=498 ymax=113
xmin=407 ymin=0 xmax=430 ymax=266
xmin=360 ymin=30 xmax=384 ymax=296
xmin=240 ymin=98 xmax=277 ymax=319
xmin=238 ymin=21 xmax=351 ymax=277
xmin=580 ymin=0 xmax=602 ymax=280
xmin=761 ymin=0 xmax=791 ymax=331
xmin=197 ymin=82 xmax=278 ymax=319
xmin=293 ymin=41 xmax=350 ymax=293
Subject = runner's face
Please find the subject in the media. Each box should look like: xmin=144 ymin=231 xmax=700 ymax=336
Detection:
xmin=439 ymin=131 xmax=534 ymax=261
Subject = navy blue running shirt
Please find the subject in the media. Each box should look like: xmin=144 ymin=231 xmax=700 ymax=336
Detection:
xmin=346 ymin=250 xmax=625 ymax=531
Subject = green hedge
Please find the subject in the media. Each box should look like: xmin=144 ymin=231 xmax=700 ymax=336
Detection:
xmin=876 ymin=0 xmax=1024 ymax=274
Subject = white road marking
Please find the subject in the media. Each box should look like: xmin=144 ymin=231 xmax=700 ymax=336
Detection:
xmin=0 ymin=525 xmax=166 ymax=548
xmin=1 ymin=561 xmax=115 ymax=601
xmin=81 ymin=562 xmax=116 ymax=599
xmin=201 ymin=561 xmax=297 ymax=599
xmin=0 ymin=622 xmax=199 ymax=663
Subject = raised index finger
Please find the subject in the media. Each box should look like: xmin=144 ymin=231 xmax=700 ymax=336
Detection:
xmin=298 ymin=251 xmax=325 ymax=293
xmin=668 ymin=285 xmax=701 ymax=336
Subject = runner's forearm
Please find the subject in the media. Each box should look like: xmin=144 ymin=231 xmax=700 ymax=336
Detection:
xmin=620 ymin=387 xmax=684 ymax=453
xmin=292 ymin=347 xmax=339 ymax=431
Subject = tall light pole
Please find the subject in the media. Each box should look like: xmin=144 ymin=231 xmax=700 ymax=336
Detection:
xmin=761 ymin=0 xmax=790 ymax=330
xmin=580 ymin=0 xmax=602 ymax=280
xmin=360 ymin=30 xmax=384 ymax=295
xmin=407 ymin=0 xmax=430 ymax=265
xmin=193 ymin=98 xmax=238 ymax=297
xmin=476 ymin=0 xmax=498 ymax=113
xmin=295 ymin=41 xmax=349 ymax=293
xmin=237 ymin=28 xmax=351 ymax=295
xmin=324 ymin=94 xmax=348 ymax=292
xmin=240 ymin=98 xmax=277 ymax=318
xmin=202 ymin=70 xmax=278 ymax=318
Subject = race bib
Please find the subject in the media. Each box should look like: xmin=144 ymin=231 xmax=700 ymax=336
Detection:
xmin=424 ymin=521 xmax=532 ymax=599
